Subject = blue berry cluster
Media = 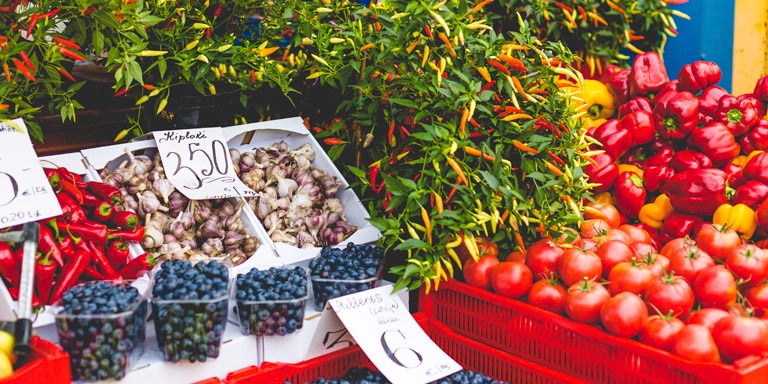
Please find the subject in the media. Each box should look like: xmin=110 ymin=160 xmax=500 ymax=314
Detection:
xmin=235 ymin=266 xmax=309 ymax=336
xmin=151 ymin=259 xmax=230 ymax=363
xmin=309 ymin=243 xmax=384 ymax=311
xmin=290 ymin=367 xmax=507 ymax=384
xmin=55 ymin=281 xmax=147 ymax=382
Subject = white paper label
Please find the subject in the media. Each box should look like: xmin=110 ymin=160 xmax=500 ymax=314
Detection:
xmin=305 ymin=302 xmax=357 ymax=360
xmin=0 ymin=119 xmax=62 ymax=229
xmin=329 ymin=285 xmax=462 ymax=384
xmin=153 ymin=128 xmax=257 ymax=200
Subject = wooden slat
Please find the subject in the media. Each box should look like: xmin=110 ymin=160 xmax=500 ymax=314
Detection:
xmin=732 ymin=0 xmax=768 ymax=95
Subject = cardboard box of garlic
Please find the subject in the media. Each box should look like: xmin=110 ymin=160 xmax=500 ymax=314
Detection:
xmin=80 ymin=139 xmax=282 ymax=275
xmin=223 ymin=117 xmax=382 ymax=266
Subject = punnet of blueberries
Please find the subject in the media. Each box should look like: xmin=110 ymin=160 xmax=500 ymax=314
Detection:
xmin=286 ymin=367 xmax=508 ymax=384
xmin=54 ymin=280 xmax=148 ymax=382
xmin=235 ymin=266 xmax=309 ymax=336
xmin=309 ymin=243 xmax=384 ymax=311
xmin=151 ymin=259 xmax=230 ymax=363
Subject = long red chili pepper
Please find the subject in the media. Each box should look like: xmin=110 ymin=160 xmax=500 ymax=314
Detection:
xmin=114 ymin=87 xmax=130 ymax=97
xmin=19 ymin=51 xmax=35 ymax=71
xmin=57 ymin=177 xmax=83 ymax=204
xmin=49 ymin=249 xmax=90 ymax=304
xmin=109 ymin=210 xmax=139 ymax=230
xmin=86 ymin=181 xmax=122 ymax=205
xmin=108 ymin=226 xmax=145 ymax=243
xmin=56 ymin=192 xmax=86 ymax=223
xmin=83 ymin=265 xmax=106 ymax=280
xmin=25 ymin=13 xmax=39 ymax=36
xmin=91 ymin=201 xmax=114 ymax=222
xmin=0 ymin=243 xmax=19 ymax=287
xmin=61 ymin=220 xmax=109 ymax=245
xmin=13 ymin=59 xmax=35 ymax=81
xmin=118 ymin=253 xmax=155 ymax=279
xmin=58 ymin=67 xmax=76 ymax=82
xmin=35 ymin=254 xmax=56 ymax=305
xmin=78 ymin=239 xmax=118 ymax=279
xmin=81 ymin=189 xmax=102 ymax=207
xmin=106 ymin=239 xmax=130 ymax=270
xmin=59 ymin=46 xmax=87 ymax=61
xmin=38 ymin=224 xmax=64 ymax=267
xmin=487 ymin=59 xmax=510 ymax=75
xmin=8 ymin=287 xmax=41 ymax=308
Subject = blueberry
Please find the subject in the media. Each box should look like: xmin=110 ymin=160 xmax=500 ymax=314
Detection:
xmin=235 ymin=266 xmax=309 ymax=336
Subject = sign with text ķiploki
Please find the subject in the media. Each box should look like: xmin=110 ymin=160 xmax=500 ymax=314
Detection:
xmin=0 ymin=119 xmax=62 ymax=229
xmin=329 ymin=285 xmax=462 ymax=384
xmin=153 ymin=128 xmax=257 ymax=200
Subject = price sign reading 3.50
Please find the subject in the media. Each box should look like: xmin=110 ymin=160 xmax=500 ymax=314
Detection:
xmin=153 ymin=128 xmax=256 ymax=200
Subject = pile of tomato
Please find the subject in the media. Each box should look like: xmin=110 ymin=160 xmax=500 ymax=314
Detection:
xmin=458 ymin=53 xmax=768 ymax=365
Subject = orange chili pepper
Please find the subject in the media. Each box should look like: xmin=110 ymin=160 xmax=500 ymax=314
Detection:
xmin=544 ymin=161 xmax=564 ymax=177
xmin=487 ymin=59 xmax=510 ymax=75
xmin=58 ymin=67 xmax=76 ymax=82
xmin=437 ymin=32 xmax=456 ymax=57
xmin=323 ymin=137 xmax=344 ymax=146
xmin=510 ymin=76 xmax=529 ymax=98
xmin=446 ymin=157 xmax=469 ymax=185
xmin=360 ymin=43 xmax=375 ymax=52
xmin=512 ymin=139 xmax=539 ymax=155
xmin=464 ymin=146 xmax=496 ymax=162
xmin=13 ymin=59 xmax=34 ymax=81
xmin=0 ymin=104 xmax=9 ymax=111
xmin=2 ymin=63 xmax=10 ymax=83
xmin=459 ymin=108 xmax=469 ymax=136
xmin=142 ymin=83 xmax=155 ymax=91
xmin=607 ymin=1 xmax=626 ymax=14
xmin=547 ymin=150 xmax=566 ymax=166
xmin=514 ymin=231 xmax=526 ymax=254
xmin=498 ymin=55 xmax=528 ymax=72
xmin=553 ymin=1 xmax=572 ymax=12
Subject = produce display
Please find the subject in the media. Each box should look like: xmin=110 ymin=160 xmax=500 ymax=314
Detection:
xmin=309 ymin=243 xmax=384 ymax=311
xmin=0 ymin=329 xmax=13 ymax=379
xmin=231 ymin=141 xmax=357 ymax=247
xmin=294 ymin=366 xmax=507 ymax=384
xmin=234 ymin=266 xmax=309 ymax=336
xmin=150 ymin=259 xmax=230 ymax=363
xmin=97 ymin=149 xmax=260 ymax=265
xmin=54 ymin=281 xmax=147 ymax=381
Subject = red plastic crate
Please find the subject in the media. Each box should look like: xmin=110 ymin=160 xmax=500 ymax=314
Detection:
xmin=222 ymin=314 xmax=587 ymax=384
xmin=0 ymin=336 xmax=70 ymax=384
xmin=419 ymin=278 xmax=768 ymax=384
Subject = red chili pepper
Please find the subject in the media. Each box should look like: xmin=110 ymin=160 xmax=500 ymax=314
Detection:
xmin=57 ymin=66 xmax=76 ymax=82
xmin=82 ymin=265 xmax=106 ymax=280
xmin=35 ymin=254 xmax=56 ymax=305
xmin=77 ymin=239 xmax=118 ymax=279
xmin=0 ymin=243 xmax=19 ymax=287
xmin=8 ymin=287 xmax=41 ymax=308
xmin=86 ymin=181 xmax=122 ymax=205
xmin=57 ymin=232 xmax=77 ymax=260
xmin=49 ymin=249 xmax=91 ymax=304
xmin=56 ymin=192 xmax=86 ymax=223
xmin=424 ymin=25 xmax=433 ymax=39
xmin=62 ymin=220 xmax=109 ymax=245
xmin=118 ymin=253 xmax=155 ymax=279
xmin=13 ymin=59 xmax=35 ymax=81
xmin=80 ymin=189 xmax=102 ymax=207
xmin=42 ymin=8 xmax=61 ymax=19
xmin=323 ymin=137 xmax=343 ymax=146
xmin=114 ymin=87 xmax=130 ymax=97
xmin=52 ymin=36 xmax=81 ymax=50
xmin=106 ymin=239 xmax=130 ymax=270
xmin=91 ymin=200 xmax=114 ymax=222
xmin=43 ymin=168 xmax=61 ymax=190
xmin=57 ymin=177 xmax=83 ymax=204
xmin=108 ymin=226 xmax=145 ymax=243
xmin=250 ymin=70 xmax=256 ymax=83
xmin=38 ymin=224 xmax=63 ymax=267
xmin=109 ymin=210 xmax=139 ymax=230
xmin=487 ymin=59 xmax=510 ymax=75
xmin=25 ymin=13 xmax=39 ymax=36
xmin=19 ymin=51 xmax=35 ymax=71
xmin=58 ymin=46 xmax=87 ymax=62
xmin=479 ymin=80 xmax=497 ymax=93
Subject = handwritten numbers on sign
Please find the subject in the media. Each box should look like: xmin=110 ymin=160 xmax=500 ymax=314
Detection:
xmin=380 ymin=329 xmax=424 ymax=369
xmin=323 ymin=328 xmax=354 ymax=350
xmin=153 ymin=128 xmax=256 ymax=200
xmin=0 ymin=119 xmax=62 ymax=229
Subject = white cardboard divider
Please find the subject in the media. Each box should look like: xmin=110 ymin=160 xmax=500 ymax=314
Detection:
xmin=223 ymin=117 xmax=382 ymax=265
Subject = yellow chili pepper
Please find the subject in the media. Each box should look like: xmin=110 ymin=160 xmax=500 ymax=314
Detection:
xmin=713 ymin=203 xmax=757 ymax=239
xmin=637 ymin=194 xmax=674 ymax=229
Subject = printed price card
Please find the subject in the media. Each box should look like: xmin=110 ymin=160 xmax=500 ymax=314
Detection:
xmin=153 ymin=128 xmax=257 ymax=200
xmin=329 ymin=285 xmax=462 ymax=384
xmin=0 ymin=119 xmax=62 ymax=229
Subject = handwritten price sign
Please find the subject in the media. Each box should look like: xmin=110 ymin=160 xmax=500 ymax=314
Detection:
xmin=153 ymin=128 xmax=256 ymax=200
xmin=329 ymin=285 xmax=462 ymax=384
xmin=0 ymin=119 xmax=62 ymax=229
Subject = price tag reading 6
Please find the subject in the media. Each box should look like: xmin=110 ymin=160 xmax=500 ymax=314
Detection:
xmin=153 ymin=128 xmax=256 ymax=200
xmin=380 ymin=329 xmax=423 ymax=368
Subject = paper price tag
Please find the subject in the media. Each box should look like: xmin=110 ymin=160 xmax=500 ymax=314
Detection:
xmin=306 ymin=302 xmax=357 ymax=360
xmin=329 ymin=285 xmax=462 ymax=384
xmin=153 ymin=128 xmax=257 ymax=200
xmin=0 ymin=119 xmax=62 ymax=229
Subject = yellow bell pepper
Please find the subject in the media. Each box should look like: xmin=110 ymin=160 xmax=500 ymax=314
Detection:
xmin=713 ymin=203 xmax=757 ymax=239
xmin=568 ymin=79 xmax=615 ymax=128
xmin=638 ymin=194 xmax=674 ymax=229
xmin=618 ymin=164 xmax=644 ymax=179
xmin=593 ymin=191 xmax=614 ymax=206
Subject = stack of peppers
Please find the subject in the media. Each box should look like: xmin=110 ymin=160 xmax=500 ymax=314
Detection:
xmin=0 ymin=166 xmax=153 ymax=307
xmin=581 ymin=51 xmax=768 ymax=247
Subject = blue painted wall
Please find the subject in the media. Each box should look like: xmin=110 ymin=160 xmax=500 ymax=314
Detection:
xmin=662 ymin=1 xmax=735 ymax=92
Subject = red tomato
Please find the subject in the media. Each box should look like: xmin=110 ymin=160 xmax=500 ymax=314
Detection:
xmin=559 ymin=247 xmax=602 ymax=287
xmin=693 ymin=265 xmax=738 ymax=309
xmin=619 ymin=224 xmax=652 ymax=245
xmin=745 ymin=283 xmax=768 ymax=317
xmin=564 ymin=278 xmax=611 ymax=324
xmin=630 ymin=242 xmax=658 ymax=260
xmin=673 ymin=324 xmax=721 ymax=363
xmin=554 ymin=226 xmax=581 ymax=245
xmin=660 ymin=237 xmax=694 ymax=258
xmin=608 ymin=258 xmax=654 ymax=296
xmin=594 ymin=228 xmax=633 ymax=246
xmin=639 ymin=252 xmax=670 ymax=279
xmin=504 ymin=249 xmax=526 ymax=263
xmin=525 ymin=238 xmax=565 ymax=281
xmin=666 ymin=240 xmax=714 ymax=285
xmin=527 ymin=274 xmax=567 ymax=315
xmin=476 ymin=236 xmax=499 ymax=259
xmin=696 ymin=224 xmax=743 ymax=261
xmin=600 ymin=292 xmax=648 ymax=338
xmin=581 ymin=218 xmax=610 ymax=239
xmin=685 ymin=308 xmax=730 ymax=331
xmin=596 ymin=240 xmax=633 ymax=279
xmin=574 ymin=237 xmax=599 ymax=252
xmin=645 ymin=274 xmax=695 ymax=318
xmin=584 ymin=202 xmax=621 ymax=228
xmin=711 ymin=314 xmax=768 ymax=363
xmin=639 ymin=314 xmax=685 ymax=352
xmin=462 ymin=255 xmax=500 ymax=290
xmin=490 ymin=261 xmax=533 ymax=298
xmin=725 ymin=244 xmax=768 ymax=287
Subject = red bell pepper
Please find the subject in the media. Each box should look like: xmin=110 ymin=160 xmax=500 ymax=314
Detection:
xmin=77 ymin=239 xmax=118 ymax=280
xmin=634 ymin=222 xmax=661 ymax=250
xmin=687 ymin=122 xmax=741 ymax=165
xmin=583 ymin=152 xmax=619 ymax=193
xmin=38 ymin=223 xmax=63 ymax=267
xmin=91 ymin=200 xmax=114 ymax=222
xmin=742 ymin=151 xmax=768 ymax=185
xmin=614 ymin=171 xmax=646 ymax=218
xmin=118 ymin=252 xmax=156 ymax=279
xmin=643 ymin=146 xmax=676 ymax=167
xmin=110 ymin=210 xmax=139 ymax=230
xmin=753 ymin=75 xmax=768 ymax=109
xmin=35 ymin=254 xmax=56 ymax=305
xmin=722 ymin=162 xmax=745 ymax=188
xmin=629 ymin=51 xmax=670 ymax=97
xmin=86 ymin=181 xmax=122 ymax=206
xmin=620 ymin=109 xmax=656 ymax=146
xmin=698 ymin=86 xmax=729 ymax=117
xmin=106 ymin=239 xmax=130 ymax=270
xmin=620 ymin=146 xmax=647 ymax=167
xmin=618 ymin=96 xmax=652 ymax=119
xmin=49 ymin=249 xmax=91 ymax=304
xmin=56 ymin=192 xmax=85 ymax=223
xmin=0 ymin=243 xmax=19 ymax=287
xmin=654 ymin=80 xmax=681 ymax=106
xmin=677 ymin=61 xmax=722 ymax=93
xmin=756 ymin=198 xmax=768 ymax=228
xmin=653 ymin=90 xmax=700 ymax=140
xmin=108 ymin=226 xmax=145 ymax=243
xmin=669 ymin=149 xmax=712 ymax=173
xmin=643 ymin=165 xmax=676 ymax=193
xmin=733 ymin=180 xmax=768 ymax=210
xmin=716 ymin=95 xmax=760 ymax=136
xmin=739 ymin=93 xmax=767 ymax=117
xmin=740 ymin=118 xmax=768 ymax=153
xmin=589 ymin=119 xmax=633 ymax=160
xmin=660 ymin=212 xmax=705 ymax=245
xmin=602 ymin=64 xmax=631 ymax=106
xmin=662 ymin=168 xmax=730 ymax=216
